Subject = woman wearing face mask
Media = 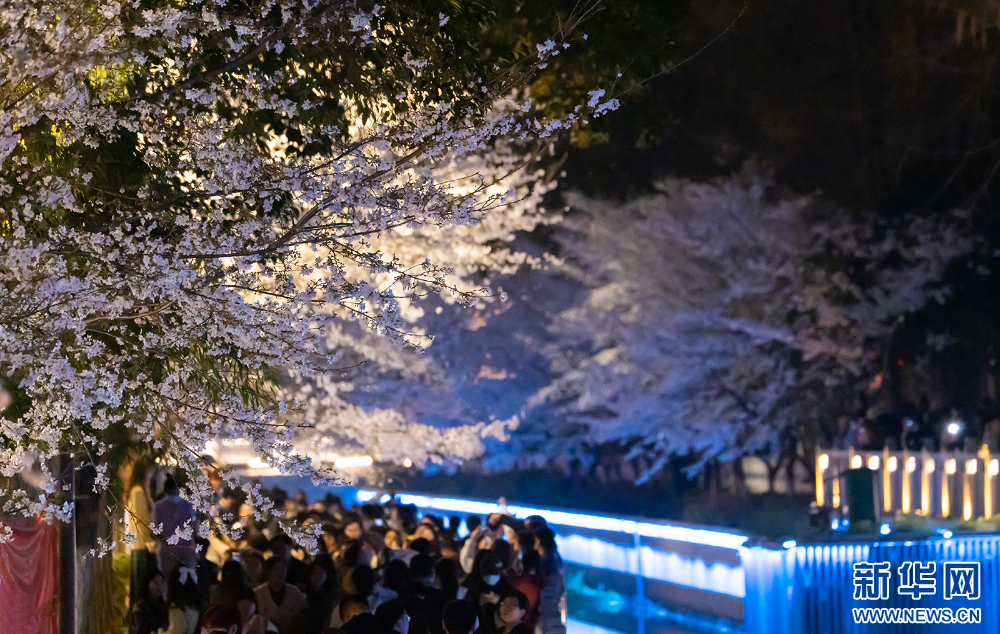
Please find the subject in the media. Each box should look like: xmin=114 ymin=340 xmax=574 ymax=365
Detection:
xmin=462 ymin=551 xmax=515 ymax=607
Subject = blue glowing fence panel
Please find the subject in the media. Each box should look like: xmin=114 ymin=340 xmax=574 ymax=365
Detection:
xmin=359 ymin=490 xmax=748 ymax=633
xmin=743 ymin=534 xmax=1000 ymax=634
xmin=567 ymin=617 xmax=629 ymax=634
xmin=363 ymin=489 xmax=749 ymax=599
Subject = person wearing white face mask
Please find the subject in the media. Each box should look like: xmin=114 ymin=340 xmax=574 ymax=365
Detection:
xmin=463 ymin=551 xmax=516 ymax=607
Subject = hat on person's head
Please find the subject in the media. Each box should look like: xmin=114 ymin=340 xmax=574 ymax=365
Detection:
xmin=478 ymin=551 xmax=503 ymax=576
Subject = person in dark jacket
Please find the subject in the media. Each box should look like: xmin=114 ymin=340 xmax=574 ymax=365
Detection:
xmin=463 ymin=552 xmax=516 ymax=607
xmin=268 ymin=534 xmax=310 ymax=589
xmin=374 ymin=598 xmax=411 ymax=634
xmin=399 ymin=554 xmax=448 ymax=634
xmin=442 ymin=600 xmax=479 ymax=634
xmin=304 ymin=557 xmax=339 ymax=633
xmin=130 ymin=570 xmax=169 ymax=634
xmin=211 ymin=559 xmax=251 ymax=606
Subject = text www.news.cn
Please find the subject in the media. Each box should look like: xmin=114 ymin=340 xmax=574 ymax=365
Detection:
xmin=853 ymin=607 xmax=981 ymax=624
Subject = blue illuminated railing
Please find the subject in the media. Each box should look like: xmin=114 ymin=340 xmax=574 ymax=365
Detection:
xmin=742 ymin=532 xmax=1000 ymax=634
xmin=358 ymin=490 xmax=748 ymax=634
xmin=266 ymin=481 xmax=1000 ymax=633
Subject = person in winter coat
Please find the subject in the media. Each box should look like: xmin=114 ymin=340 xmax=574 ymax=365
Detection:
xmin=255 ymin=556 xmax=308 ymax=634
xmin=129 ymin=570 xmax=169 ymax=634
xmin=533 ymin=529 xmax=565 ymax=634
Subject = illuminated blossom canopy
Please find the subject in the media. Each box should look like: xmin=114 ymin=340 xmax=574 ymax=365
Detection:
xmin=515 ymin=172 xmax=976 ymax=478
xmin=0 ymin=0 xmax=617 ymax=547
xmin=291 ymin=170 xmax=976 ymax=482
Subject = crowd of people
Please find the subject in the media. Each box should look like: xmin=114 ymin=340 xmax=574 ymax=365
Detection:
xmin=125 ymin=460 xmax=567 ymax=634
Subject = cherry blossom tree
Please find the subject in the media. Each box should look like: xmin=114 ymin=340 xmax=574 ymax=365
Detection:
xmin=285 ymin=146 xmax=555 ymax=468
xmin=0 ymin=0 xmax=618 ymax=545
xmin=515 ymin=171 xmax=976 ymax=480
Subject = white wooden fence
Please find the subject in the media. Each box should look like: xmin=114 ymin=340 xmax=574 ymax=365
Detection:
xmin=815 ymin=446 xmax=1000 ymax=520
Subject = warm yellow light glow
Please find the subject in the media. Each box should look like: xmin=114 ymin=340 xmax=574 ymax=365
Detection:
xmin=868 ymin=456 xmax=880 ymax=470
xmin=334 ymin=455 xmax=374 ymax=468
xmin=902 ymin=453 xmax=913 ymax=513
xmin=963 ymin=474 xmax=973 ymax=521
xmin=832 ymin=476 xmax=841 ymax=508
xmin=403 ymin=458 xmax=413 ymax=468
xmin=883 ymin=448 xmax=892 ymax=512
xmin=966 ymin=460 xmax=978 ymax=475
xmin=942 ymin=468 xmax=951 ymax=517
xmin=921 ymin=452 xmax=932 ymax=515
xmin=815 ymin=453 xmax=827 ymax=506
xmin=247 ymin=457 xmax=269 ymax=469
xmin=902 ymin=475 xmax=911 ymax=513
xmin=851 ymin=455 xmax=863 ymax=469
xmin=946 ymin=459 xmax=957 ymax=475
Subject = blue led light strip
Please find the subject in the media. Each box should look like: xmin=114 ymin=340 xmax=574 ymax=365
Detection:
xmin=566 ymin=617 xmax=627 ymax=634
xmin=356 ymin=491 xmax=748 ymax=550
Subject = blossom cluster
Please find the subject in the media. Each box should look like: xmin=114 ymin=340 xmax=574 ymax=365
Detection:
xmin=513 ymin=171 xmax=976 ymax=478
xmin=0 ymin=0 xmax=617 ymax=544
